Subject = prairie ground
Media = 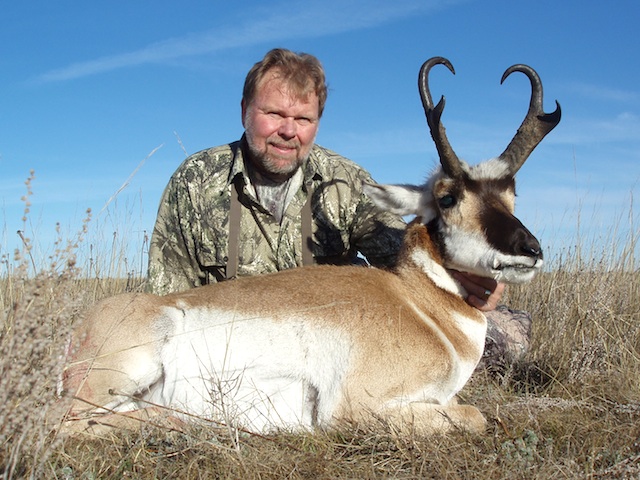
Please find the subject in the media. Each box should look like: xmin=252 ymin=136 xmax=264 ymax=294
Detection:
xmin=1 ymin=194 xmax=639 ymax=479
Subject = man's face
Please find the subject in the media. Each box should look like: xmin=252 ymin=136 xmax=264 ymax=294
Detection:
xmin=242 ymin=71 xmax=320 ymax=181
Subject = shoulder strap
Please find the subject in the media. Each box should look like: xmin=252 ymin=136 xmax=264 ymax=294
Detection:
xmin=227 ymin=178 xmax=315 ymax=280
xmin=226 ymin=179 xmax=242 ymax=280
xmin=301 ymin=190 xmax=314 ymax=266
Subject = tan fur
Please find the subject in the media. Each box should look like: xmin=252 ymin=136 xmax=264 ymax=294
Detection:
xmin=60 ymin=222 xmax=490 ymax=437
xmin=60 ymin=172 xmax=541 ymax=438
xmin=59 ymin=58 xmax=556 ymax=438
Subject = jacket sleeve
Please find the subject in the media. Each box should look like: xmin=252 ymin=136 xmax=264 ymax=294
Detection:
xmin=309 ymin=147 xmax=406 ymax=269
xmin=350 ymin=173 xmax=406 ymax=268
xmin=145 ymin=175 xmax=206 ymax=295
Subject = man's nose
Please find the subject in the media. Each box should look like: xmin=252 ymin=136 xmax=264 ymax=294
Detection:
xmin=278 ymin=117 xmax=296 ymax=138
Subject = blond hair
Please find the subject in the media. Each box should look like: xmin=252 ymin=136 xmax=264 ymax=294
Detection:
xmin=243 ymin=48 xmax=328 ymax=117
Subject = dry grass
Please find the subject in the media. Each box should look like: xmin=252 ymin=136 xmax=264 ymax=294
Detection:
xmin=1 ymin=175 xmax=639 ymax=479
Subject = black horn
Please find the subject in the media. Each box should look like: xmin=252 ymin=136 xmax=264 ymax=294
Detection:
xmin=419 ymin=57 xmax=464 ymax=178
xmin=499 ymin=64 xmax=561 ymax=175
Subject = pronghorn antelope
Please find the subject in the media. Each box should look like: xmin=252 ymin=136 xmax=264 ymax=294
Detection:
xmin=61 ymin=57 xmax=560 ymax=436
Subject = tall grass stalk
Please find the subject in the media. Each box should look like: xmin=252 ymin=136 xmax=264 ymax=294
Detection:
xmin=1 ymin=175 xmax=639 ymax=478
xmin=0 ymin=173 xmax=147 ymax=478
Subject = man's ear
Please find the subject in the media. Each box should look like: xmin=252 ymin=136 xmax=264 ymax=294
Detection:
xmin=241 ymin=99 xmax=247 ymax=128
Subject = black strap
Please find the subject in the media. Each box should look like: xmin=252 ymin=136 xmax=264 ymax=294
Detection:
xmin=301 ymin=191 xmax=314 ymax=266
xmin=226 ymin=179 xmax=314 ymax=280
xmin=226 ymin=179 xmax=242 ymax=280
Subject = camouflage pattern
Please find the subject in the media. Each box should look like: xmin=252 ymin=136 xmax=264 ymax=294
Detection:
xmin=146 ymin=137 xmax=406 ymax=295
xmin=478 ymin=305 xmax=533 ymax=372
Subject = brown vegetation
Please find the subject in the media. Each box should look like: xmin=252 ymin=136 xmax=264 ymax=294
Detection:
xmin=1 ymin=176 xmax=639 ymax=479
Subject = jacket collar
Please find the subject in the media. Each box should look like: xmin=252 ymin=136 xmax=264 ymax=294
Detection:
xmin=228 ymin=134 xmax=324 ymax=189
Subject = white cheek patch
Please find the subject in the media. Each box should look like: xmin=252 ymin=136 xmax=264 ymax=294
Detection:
xmin=442 ymin=226 xmax=542 ymax=284
xmin=443 ymin=228 xmax=499 ymax=278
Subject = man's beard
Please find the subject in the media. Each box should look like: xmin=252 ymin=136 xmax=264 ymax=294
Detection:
xmin=245 ymin=133 xmax=311 ymax=181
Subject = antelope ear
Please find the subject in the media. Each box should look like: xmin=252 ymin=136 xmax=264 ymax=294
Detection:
xmin=363 ymin=182 xmax=424 ymax=216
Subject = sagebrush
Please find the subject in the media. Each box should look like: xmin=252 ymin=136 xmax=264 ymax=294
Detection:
xmin=1 ymin=176 xmax=639 ymax=479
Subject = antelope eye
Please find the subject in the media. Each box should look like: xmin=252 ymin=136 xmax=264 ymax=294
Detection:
xmin=438 ymin=194 xmax=456 ymax=208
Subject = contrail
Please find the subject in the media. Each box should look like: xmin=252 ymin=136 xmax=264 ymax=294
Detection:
xmin=32 ymin=0 xmax=461 ymax=84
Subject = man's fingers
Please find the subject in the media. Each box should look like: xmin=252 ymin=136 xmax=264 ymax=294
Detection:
xmin=450 ymin=270 xmax=505 ymax=312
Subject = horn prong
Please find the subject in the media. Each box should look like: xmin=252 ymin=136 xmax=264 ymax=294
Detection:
xmin=499 ymin=64 xmax=561 ymax=174
xmin=419 ymin=57 xmax=463 ymax=178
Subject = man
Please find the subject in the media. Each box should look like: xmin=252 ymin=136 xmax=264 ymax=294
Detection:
xmin=146 ymin=48 xmax=503 ymax=313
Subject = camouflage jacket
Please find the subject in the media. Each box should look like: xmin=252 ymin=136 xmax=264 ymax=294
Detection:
xmin=146 ymin=137 xmax=406 ymax=295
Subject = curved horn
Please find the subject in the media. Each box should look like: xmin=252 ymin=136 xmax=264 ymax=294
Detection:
xmin=499 ymin=64 xmax=561 ymax=175
xmin=419 ymin=57 xmax=463 ymax=178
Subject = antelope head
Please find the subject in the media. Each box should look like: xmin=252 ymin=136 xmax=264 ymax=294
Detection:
xmin=366 ymin=56 xmax=561 ymax=284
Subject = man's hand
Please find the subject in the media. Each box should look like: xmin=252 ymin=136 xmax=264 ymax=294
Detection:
xmin=450 ymin=270 xmax=505 ymax=312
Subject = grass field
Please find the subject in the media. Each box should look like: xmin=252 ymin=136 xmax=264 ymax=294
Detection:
xmin=1 ymin=183 xmax=639 ymax=479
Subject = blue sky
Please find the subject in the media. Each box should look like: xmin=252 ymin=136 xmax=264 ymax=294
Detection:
xmin=1 ymin=0 xmax=639 ymax=272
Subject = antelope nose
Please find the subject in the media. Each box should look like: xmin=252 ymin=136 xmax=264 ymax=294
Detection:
xmin=520 ymin=239 xmax=543 ymax=259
